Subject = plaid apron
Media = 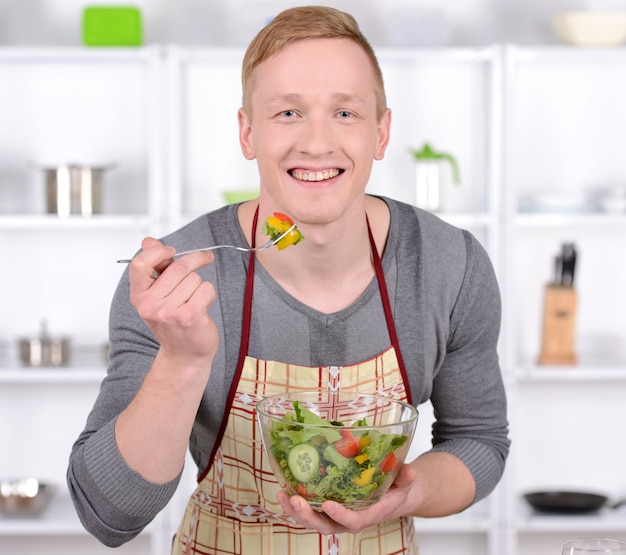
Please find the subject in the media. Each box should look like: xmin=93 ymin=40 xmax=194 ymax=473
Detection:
xmin=172 ymin=213 xmax=419 ymax=555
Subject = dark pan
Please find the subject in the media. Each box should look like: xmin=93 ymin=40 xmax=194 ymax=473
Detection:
xmin=524 ymin=491 xmax=608 ymax=514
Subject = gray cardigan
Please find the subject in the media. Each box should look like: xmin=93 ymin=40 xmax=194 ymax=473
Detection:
xmin=67 ymin=196 xmax=510 ymax=547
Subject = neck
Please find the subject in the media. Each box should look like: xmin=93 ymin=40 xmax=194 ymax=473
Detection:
xmin=239 ymin=196 xmax=389 ymax=313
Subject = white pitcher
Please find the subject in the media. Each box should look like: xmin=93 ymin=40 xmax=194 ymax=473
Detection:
xmin=410 ymin=143 xmax=460 ymax=212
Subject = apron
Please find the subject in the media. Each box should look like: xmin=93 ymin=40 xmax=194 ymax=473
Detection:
xmin=172 ymin=212 xmax=419 ymax=555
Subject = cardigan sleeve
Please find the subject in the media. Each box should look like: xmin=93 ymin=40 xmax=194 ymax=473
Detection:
xmin=427 ymin=231 xmax=510 ymax=502
xmin=67 ymin=271 xmax=181 ymax=547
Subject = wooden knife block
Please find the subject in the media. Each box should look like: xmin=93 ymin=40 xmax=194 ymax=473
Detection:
xmin=538 ymin=285 xmax=578 ymax=365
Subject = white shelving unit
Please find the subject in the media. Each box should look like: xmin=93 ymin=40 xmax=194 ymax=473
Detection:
xmin=0 ymin=47 xmax=173 ymax=555
xmin=1 ymin=44 xmax=625 ymax=555
xmin=502 ymin=45 xmax=626 ymax=555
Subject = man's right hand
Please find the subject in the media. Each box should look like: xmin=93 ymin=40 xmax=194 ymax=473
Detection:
xmin=128 ymin=237 xmax=219 ymax=365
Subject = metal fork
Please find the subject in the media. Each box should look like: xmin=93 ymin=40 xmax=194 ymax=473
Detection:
xmin=116 ymin=224 xmax=297 ymax=264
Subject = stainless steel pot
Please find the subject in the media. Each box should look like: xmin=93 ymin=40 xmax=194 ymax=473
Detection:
xmin=19 ymin=337 xmax=71 ymax=367
xmin=18 ymin=322 xmax=71 ymax=367
xmin=0 ymin=478 xmax=55 ymax=517
xmin=38 ymin=164 xmax=113 ymax=219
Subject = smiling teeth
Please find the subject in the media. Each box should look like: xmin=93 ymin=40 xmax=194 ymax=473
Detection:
xmin=292 ymin=169 xmax=340 ymax=181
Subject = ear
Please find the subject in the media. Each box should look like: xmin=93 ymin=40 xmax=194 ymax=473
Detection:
xmin=238 ymin=107 xmax=256 ymax=160
xmin=374 ymin=108 xmax=392 ymax=161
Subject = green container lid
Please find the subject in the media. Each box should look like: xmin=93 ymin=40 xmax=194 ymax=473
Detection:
xmin=82 ymin=6 xmax=143 ymax=47
xmin=222 ymin=190 xmax=259 ymax=204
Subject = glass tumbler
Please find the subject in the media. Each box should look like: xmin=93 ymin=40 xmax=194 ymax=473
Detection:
xmin=562 ymin=538 xmax=626 ymax=554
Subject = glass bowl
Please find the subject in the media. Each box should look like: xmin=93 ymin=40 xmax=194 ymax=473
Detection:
xmin=256 ymin=390 xmax=418 ymax=510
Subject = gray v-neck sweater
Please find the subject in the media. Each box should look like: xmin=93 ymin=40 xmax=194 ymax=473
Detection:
xmin=67 ymin=196 xmax=509 ymax=547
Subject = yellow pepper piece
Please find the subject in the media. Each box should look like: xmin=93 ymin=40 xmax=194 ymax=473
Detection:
xmin=265 ymin=216 xmax=291 ymax=233
xmin=355 ymin=453 xmax=369 ymax=464
xmin=276 ymin=229 xmax=302 ymax=250
xmin=353 ymin=466 xmax=376 ymax=487
xmin=359 ymin=437 xmax=371 ymax=448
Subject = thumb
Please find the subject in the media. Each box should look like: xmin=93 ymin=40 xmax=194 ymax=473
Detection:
xmin=141 ymin=236 xmax=164 ymax=250
xmin=393 ymin=463 xmax=417 ymax=489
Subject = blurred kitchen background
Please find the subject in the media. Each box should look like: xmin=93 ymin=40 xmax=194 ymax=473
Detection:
xmin=1 ymin=1 xmax=626 ymax=554
xmin=0 ymin=0 xmax=625 ymax=46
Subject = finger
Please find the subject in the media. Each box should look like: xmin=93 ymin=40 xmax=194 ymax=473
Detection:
xmin=319 ymin=467 xmax=416 ymax=532
xmin=277 ymin=493 xmax=348 ymax=535
xmin=154 ymin=271 xmax=207 ymax=311
xmin=147 ymin=252 xmax=214 ymax=299
xmin=391 ymin=463 xmax=417 ymax=489
xmin=128 ymin=238 xmax=176 ymax=293
xmin=319 ymin=501 xmax=373 ymax=533
xmin=183 ymin=280 xmax=216 ymax=316
xmin=152 ymin=281 xmax=218 ymax=358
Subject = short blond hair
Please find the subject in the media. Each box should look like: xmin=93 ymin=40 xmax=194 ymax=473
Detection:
xmin=241 ymin=6 xmax=387 ymax=120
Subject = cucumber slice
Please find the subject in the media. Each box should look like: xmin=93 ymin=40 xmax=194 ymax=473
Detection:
xmin=287 ymin=443 xmax=320 ymax=483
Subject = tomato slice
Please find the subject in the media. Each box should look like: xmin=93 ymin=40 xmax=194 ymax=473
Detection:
xmin=333 ymin=434 xmax=361 ymax=458
xmin=273 ymin=212 xmax=294 ymax=225
xmin=379 ymin=452 xmax=397 ymax=473
xmin=295 ymin=484 xmax=315 ymax=499
xmin=340 ymin=429 xmax=355 ymax=440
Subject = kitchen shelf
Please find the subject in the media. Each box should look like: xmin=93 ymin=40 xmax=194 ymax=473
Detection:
xmin=0 ymin=214 xmax=152 ymax=230
xmin=377 ymin=45 xmax=497 ymax=64
xmin=0 ymin=368 xmax=106 ymax=384
xmin=505 ymin=45 xmax=626 ymax=66
xmin=0 ymin=494 xmax=162 ymax=538
xmin=413 ymin=501 xmax=493 ymax=533
xmin=514 ymin=366 xmax=626 ymax=382
xmin=0 ymin=210 xmax=522 ymax=234
xmin=0 ymin=494 xmax=93 ymax=536
xmin=0 ymin=343 xmax=107 ymax=383
xmin=0 ymin=46 xmax=160 ymax=64
xmin=515 ymin=213 xmax=626 ymax=228
xmin=180 ymin=45 xmax=497 ymax=65
xmin=438 ymin=212 xmax=496 ymax=228
xmin=515 ymin=502 xmax=626 ymax=533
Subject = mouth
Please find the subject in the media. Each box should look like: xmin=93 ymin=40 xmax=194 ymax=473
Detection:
xmin=288 ymin=168 xmax=343 ymax=182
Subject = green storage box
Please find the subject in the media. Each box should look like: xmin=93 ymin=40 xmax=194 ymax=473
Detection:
xmin=82 ymin=6 xmax=143 ymax=47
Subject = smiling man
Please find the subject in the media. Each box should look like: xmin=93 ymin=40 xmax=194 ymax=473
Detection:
xmin=68 ymin=6 xmax=510 ymax=555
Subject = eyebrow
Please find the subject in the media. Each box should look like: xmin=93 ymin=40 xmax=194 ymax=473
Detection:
xmin=331 ymin=92 xmax=367 ymax=107
xmin=265 ymin=92 xmax=368 ymax=109
xmin=265 ymin=93 xmax=303 ymax=108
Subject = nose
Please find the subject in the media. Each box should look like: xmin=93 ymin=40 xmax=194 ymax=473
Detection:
xmin=296 ymin=114 xmax=335 ymax=156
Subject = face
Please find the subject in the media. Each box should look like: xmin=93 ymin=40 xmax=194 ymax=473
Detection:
xmin=238 ymin=38 xmax=391 ymax=226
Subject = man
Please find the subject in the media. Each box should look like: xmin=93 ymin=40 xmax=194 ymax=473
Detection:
xmin=68 ymin=6 xmax=509 ymax=554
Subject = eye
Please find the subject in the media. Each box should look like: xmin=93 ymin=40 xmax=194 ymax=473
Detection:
xmin=337 ymin=110 xmax=352 ymax=119
xmin=280 ymin=110 xmax=297 ymax=118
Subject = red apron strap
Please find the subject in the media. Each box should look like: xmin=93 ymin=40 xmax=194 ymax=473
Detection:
xmin=236 ymin=208 xmax=258 ymax=369
xmin=197 ymin=207 xmax=258 ymax=482
xmin=367 ymin=216 xmax=412 ymax=405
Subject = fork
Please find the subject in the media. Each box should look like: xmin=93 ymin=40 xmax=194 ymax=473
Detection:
xmin=116 ymin=224 xmax=297 ymax=264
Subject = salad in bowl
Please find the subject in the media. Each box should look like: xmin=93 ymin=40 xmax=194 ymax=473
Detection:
xmin=256 ymin=391 xmax=418 ymax=510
